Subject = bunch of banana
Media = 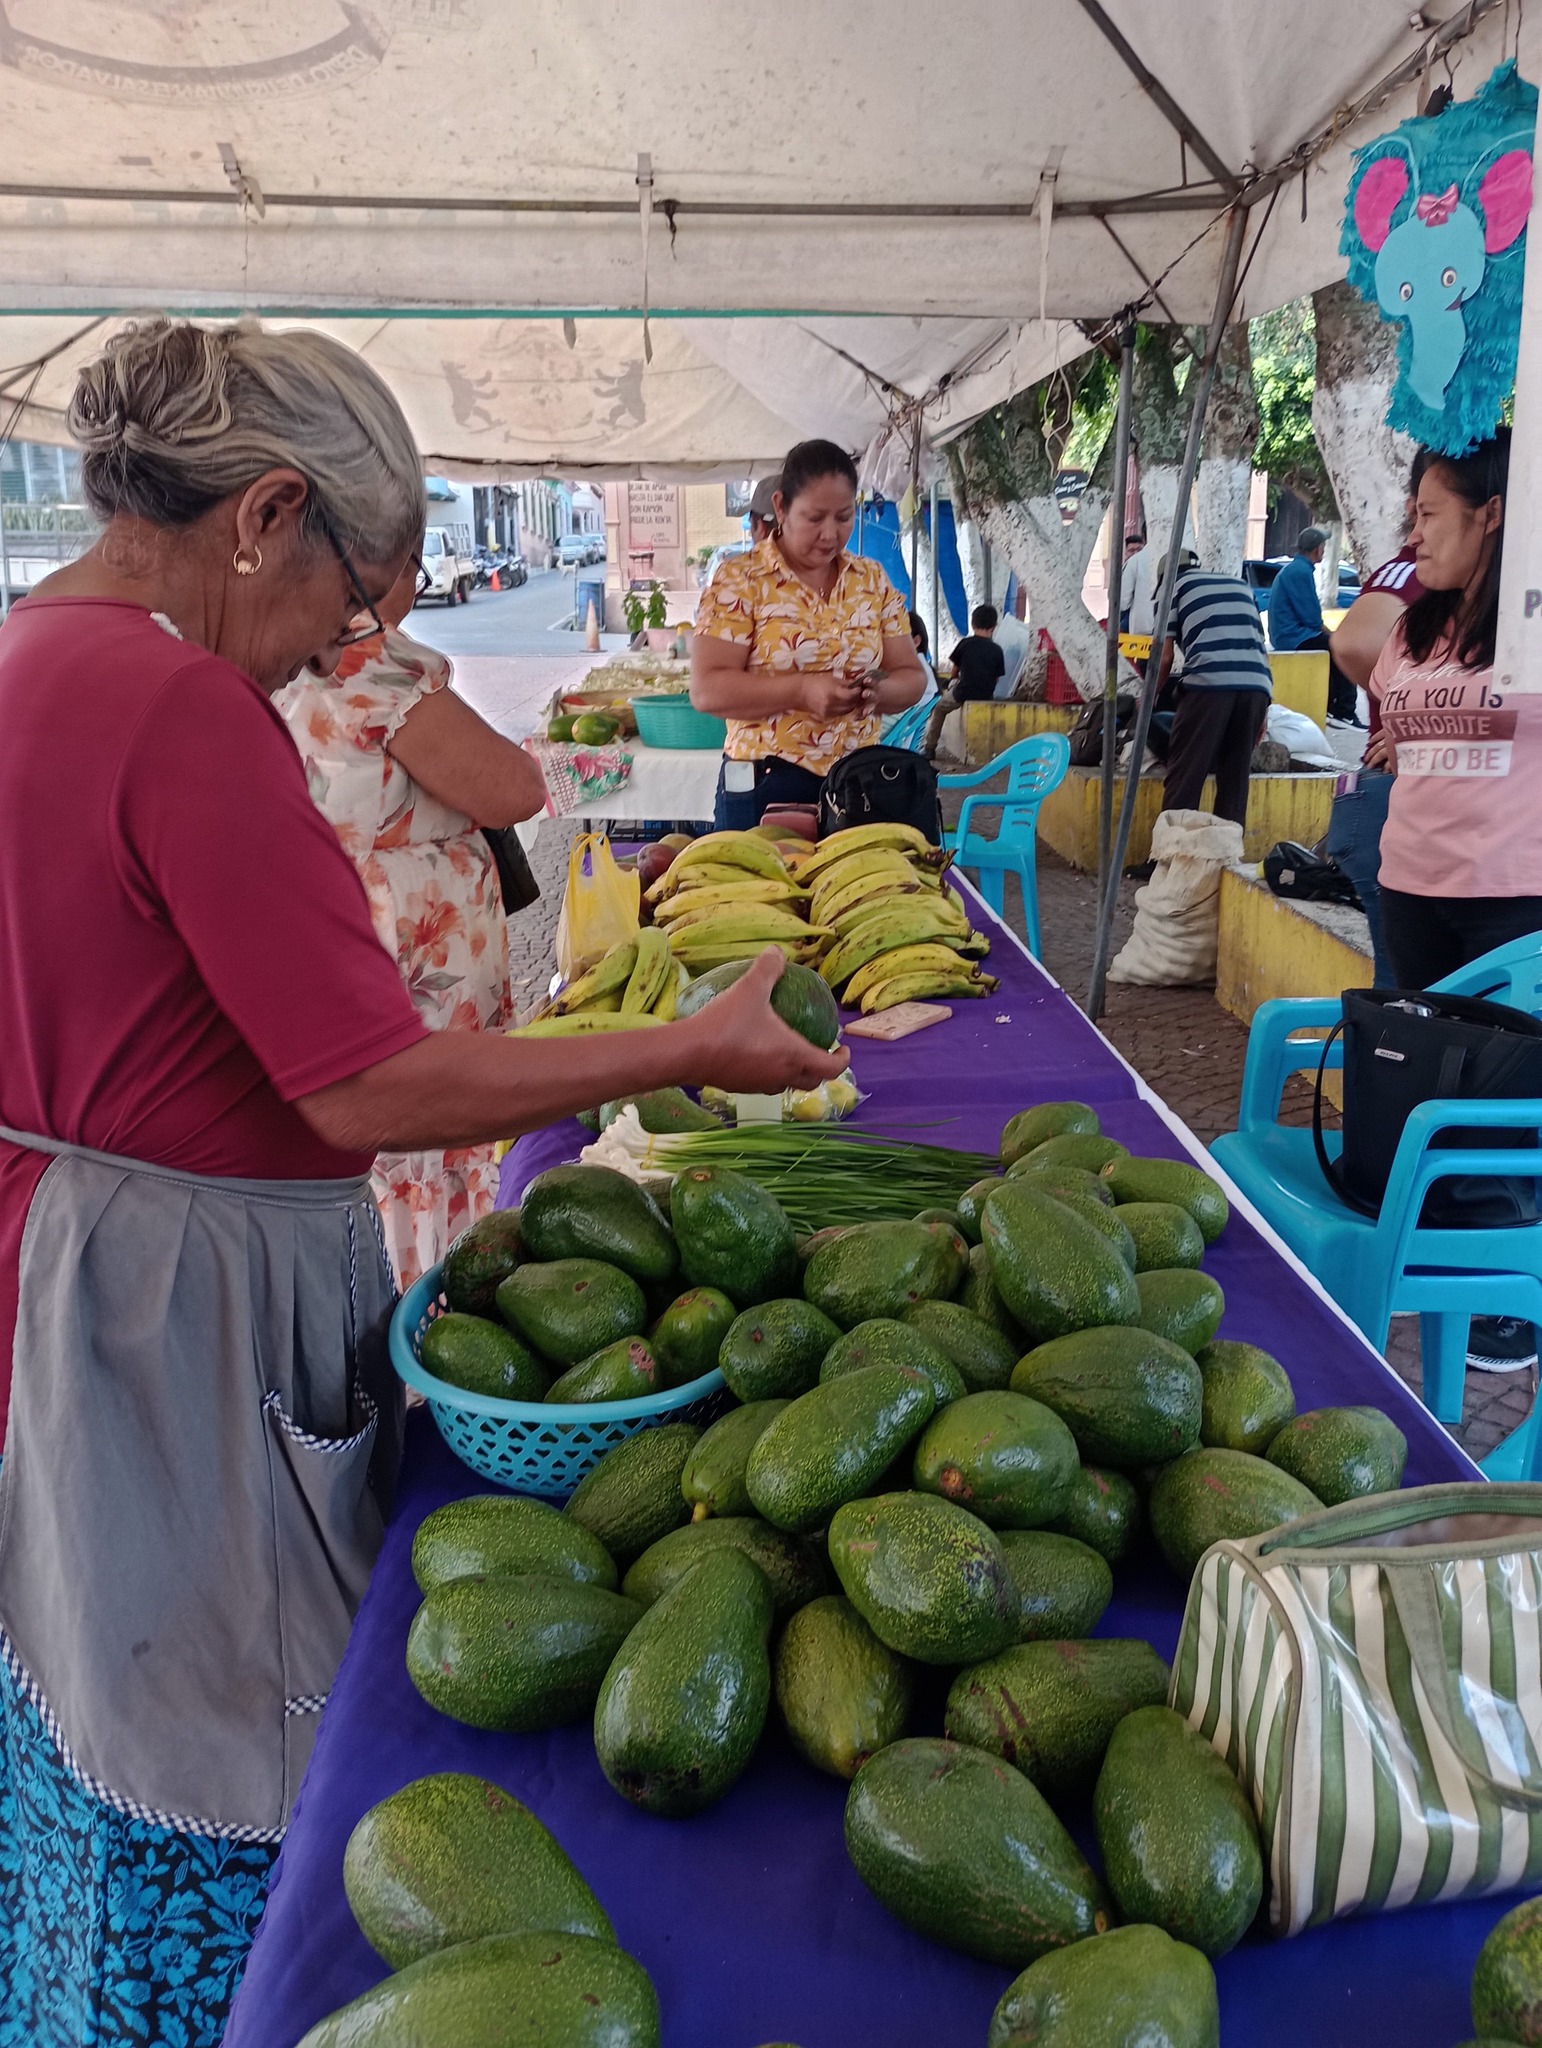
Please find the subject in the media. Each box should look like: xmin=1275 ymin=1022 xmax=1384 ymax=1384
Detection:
xmin=819 ymin=892 xmax=991 ymax=997
xmin=649 ymin=831 xmax=795 ymax=897
xmin=533 ymin=931 xmax=689 ymax=1028
xmin=667 ymin=902 xmax=831 ymax=973
xmin=795 ymin=822 xmax=950 ymax=890
xmin=650 ymin=877 xmax=808 ymax=925
xmin=841 ymin=943 xmax=1000 ymax=1014
xmin=807 ymin=850 xmax=941 ymax=929
xmin=512 ymin=1011 xmax=666 ymax=1040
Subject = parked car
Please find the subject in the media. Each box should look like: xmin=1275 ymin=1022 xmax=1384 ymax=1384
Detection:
xmin=558 ymin=533 xmax=603 ymax=567
xmin=1243 ymin=555 xmax=1360 ymax=613
xmin=418 ymin=524 xmax=476 ymax=604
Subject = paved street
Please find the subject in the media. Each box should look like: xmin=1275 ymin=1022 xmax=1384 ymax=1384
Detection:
xmin=407 ymin=565 xmax=592 ymax=658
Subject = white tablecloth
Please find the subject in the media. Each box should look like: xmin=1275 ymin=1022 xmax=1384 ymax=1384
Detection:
xmin=575 ymin=742 xmax=721 ymax=823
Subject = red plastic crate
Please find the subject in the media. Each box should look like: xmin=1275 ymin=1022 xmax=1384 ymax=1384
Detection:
xmin=1040 ymin=628 xmax=1079 ymax=704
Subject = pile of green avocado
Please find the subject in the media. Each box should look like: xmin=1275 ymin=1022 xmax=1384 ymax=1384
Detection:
xmin=313 ymin=1100 xmax=1426 ymax=2048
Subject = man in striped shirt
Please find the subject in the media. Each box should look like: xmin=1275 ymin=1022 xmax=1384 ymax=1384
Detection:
xmin=1155 ymin=552 xmax=1274 ymax=826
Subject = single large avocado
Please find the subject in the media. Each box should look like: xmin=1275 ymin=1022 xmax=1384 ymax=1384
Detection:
xmin=819 ymin=1318 xmax=966 ymax=1404
xmin=719 ymin=1297 xmax=842 ymax=1401
xmin=497 ymin=1259 xmax=647 ymax=1367
xmin=828 ymin=1492 xmax=1018 ymax=1664
xmin=343 ymin=1772 xmax=613 ymax=1968
xmin=563 ymin=1424 xmax=699 ymax=1561
xmin=1149 ymin=1448 xmax=1323 ymax=1580
xmin=961 ymin=1241 xmax=1030 ymax=1344
xmin=1011 ymin=1324 xmax=1202 ymax=1469
xmin=594 ymin=1545 xmax=773 ymax=1816
xmin=545 ymin=1337 xmax=660 ymax=1405
xmin=903 ymin=1299 xmax=1022 ymax=1391
xmin=911 ymin=1390 xmax=1078 ymax=1529
xmin=997 ymin=1529 xmax=1113 ymax=1641
xmin=441 ymin=1210 xmax=524 ymax=1317
xmin=405 ymin=1573 xmax=642 ymax=1731
xmin=676 ymin=955 xmax=841 ymax=1050
xmin=1018 ymin=1132 xmax=1129 ymax=1177
xmin=1133 ymin=1268 xmax=1226 ymax=1355
xmin=1004 ymin=1159 xmax=1116 ymax=1205
xmin=1265 ymin=1404 xmax=1407 ymax=1504
xmin=774 ymin=1594 xmax=912 ymax=1780
xmin=844 ymin=1737 xmax=1109 ymax=1967
xmin=681 ymin=1401 xmax=790 ymax=1519
xmin=598 ymin=1087 xmax=724 ymax=1134
xmin=295 ymin=1931 xmax=659 ymax=2048
xmin=746 ymin=1364 xmax=936 ymax=1533
xmin=955 ymin=1177 xmax=1007 ymax=1245
xmin=945 ymin=1638 xmax=1170 ymax=1799
xmin=802 ymin=1219 xmax=965 ymax=1328
xmin=1101 ymin=1155 xmax=1230 ymax=1243
xmin=1000 ymin=1101 xmax=1101 ymax=1167
xmin=671 ymin=1165 xmax=799 ymax=1306
xmin=1196 ymin=1338 xmax=1297 ymax=1454
xmin=648 ymin=1286 xmax=737 ymax=1388
xmin=1471 ymin=1894 xmax=1542 ymax=2045
xmin=982 ymin=1181 xmax=1141 ymax=1343
xmin=520 ymin=1165 xmax=678 ymax=1287
xmin=1048 ymin=1464 xmax=1143 ymax=1563
xmin=420 ymin=1311 xmax=549 ymax=1402
xmin=1115 ymin=1200 xmax=1206 ymax=1273
xmin=620 ymin=1514 xmax=828 ymax=1621
xmin=987 ymin=1923 xmax=1219 ymax=2048
xmin=412 ymin=1494 xmax=616 ymax=1594
xmin=1093 ymin=1704 xmax=1263 ymax=1958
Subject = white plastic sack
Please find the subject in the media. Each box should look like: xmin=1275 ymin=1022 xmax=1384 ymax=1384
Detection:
xmin=1108 ymin=808 xmax=1244 ymax=986
xmin=1265 ymin=704 xmax=1340 ymax=770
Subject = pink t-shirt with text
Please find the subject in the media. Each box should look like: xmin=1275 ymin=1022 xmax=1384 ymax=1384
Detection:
xmin=1370 ymin=621 xmax=1542 ymax=898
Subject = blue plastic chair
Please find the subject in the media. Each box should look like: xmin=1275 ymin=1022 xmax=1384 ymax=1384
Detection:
xmin=1210 ymin=933 xmax=1542 ymax=1478
xmin=882 ymin=699 xmax=932 ymax=752
xmin=938 ymin=733 xmax=1070 ymax=959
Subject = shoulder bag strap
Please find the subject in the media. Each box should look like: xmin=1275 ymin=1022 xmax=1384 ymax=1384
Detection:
xmin=1311 ymin=1019 xmax=1378 ymax=1215
xmin=1385 ymin=1569 xmax=1542 ymax=1812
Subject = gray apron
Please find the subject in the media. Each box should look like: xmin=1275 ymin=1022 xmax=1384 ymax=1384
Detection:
xmin=0 ymin=1127 xmax=405 ymax=1841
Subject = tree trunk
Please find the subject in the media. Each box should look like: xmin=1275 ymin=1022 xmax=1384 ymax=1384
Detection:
xmin=1131 ymin=328 xmax=1199 ymax=573
xmin=1311 ymin=281 xmax=1417 ymax=575
xmin=1196 ymin=322 xmax=1259 ymax=574
xmin=956 ymin=516 xmax=988 ymax=619
xmin=907 ymin=513 xmax=961 ymax=655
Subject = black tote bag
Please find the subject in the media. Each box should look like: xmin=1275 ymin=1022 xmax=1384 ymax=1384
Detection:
xmin=1311 ymin=987 xmax=1542 ymax=1228
xmin=817 ymin=745 xmax=942 ymax=842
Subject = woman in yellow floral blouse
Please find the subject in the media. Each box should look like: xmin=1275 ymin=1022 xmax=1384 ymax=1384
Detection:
xmin=691 ymin=440 xmax=927 ymax=828
xmin=279 ymin=556 xmax=547 ymax=1285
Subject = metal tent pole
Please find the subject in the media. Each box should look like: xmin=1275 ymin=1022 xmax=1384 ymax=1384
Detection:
xmin=929 ymin=482 xmax=940 ymax=651
xmin=1098 ymin=322 xmax=1138 ymax=895
xmin=1085 ymin=203 xmax=1249 ymax=1021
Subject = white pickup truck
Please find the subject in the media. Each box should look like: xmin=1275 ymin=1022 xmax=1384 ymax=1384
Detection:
xmin=419 ymin=523 xmax=476 ymax=605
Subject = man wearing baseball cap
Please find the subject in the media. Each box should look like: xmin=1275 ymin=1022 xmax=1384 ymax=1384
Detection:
xmin=747 ymin=474 xmax=781 ymax=543
xmin=1266 ymin=525 xmax=1360 ymax=724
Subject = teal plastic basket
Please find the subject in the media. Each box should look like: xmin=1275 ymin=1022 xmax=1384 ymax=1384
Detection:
xmin=629 ymin=693 xmax=727 ymax=750
xmin=390 ymin=1263 xmax=731 ymax=1497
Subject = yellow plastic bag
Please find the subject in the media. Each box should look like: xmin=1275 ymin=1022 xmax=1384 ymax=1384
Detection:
xmin=555 ymin=832 xmax=640 ymax=979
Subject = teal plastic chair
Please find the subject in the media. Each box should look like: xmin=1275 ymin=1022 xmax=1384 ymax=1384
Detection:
xmin=883 ymin=699 xmax=933 ymax=752
xmin=938 ymin=732 xmax=1070 ymax=958
xmin=1209 ymin=933 xmax=1542 ymax=1478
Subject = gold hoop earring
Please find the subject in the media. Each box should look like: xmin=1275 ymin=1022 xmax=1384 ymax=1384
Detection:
xmin=233 ymin=545 xmax=263 ymax=577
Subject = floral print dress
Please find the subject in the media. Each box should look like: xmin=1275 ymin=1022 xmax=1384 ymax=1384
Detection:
xmin=279 ymin=628 xmax=513 ymax=1289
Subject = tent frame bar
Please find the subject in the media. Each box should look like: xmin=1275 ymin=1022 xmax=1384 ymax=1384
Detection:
xmin=1084 ymin=202 xmax=1250 ymax=1022
xmin=1070 ymin=0 xmax=1240 ymax=195
xmin=1097 ymin=322 xmax=1138 ymax=898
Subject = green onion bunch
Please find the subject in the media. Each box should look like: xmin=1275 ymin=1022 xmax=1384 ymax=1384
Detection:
xmin=648 ymin=1124 xmax=997 ymax=1234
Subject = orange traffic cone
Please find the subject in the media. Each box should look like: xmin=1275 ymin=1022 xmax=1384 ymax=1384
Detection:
xmin=585 ymin=600 xmax=601 ymax=651
xmin=489 ymin=567 xmax=500 ymax=591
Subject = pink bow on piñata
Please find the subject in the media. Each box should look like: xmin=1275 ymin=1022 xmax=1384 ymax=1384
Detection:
xmin=1415 ymin=183 xmax=1462 ymax=225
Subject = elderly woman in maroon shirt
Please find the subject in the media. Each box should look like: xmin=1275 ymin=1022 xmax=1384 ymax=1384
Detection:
xmin=0 ymin=317 xmax=841 ymax=2047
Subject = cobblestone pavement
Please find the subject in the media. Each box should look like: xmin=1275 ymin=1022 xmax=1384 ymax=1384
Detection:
xmin=502 ymin=795 xmax=1531 ymax=1467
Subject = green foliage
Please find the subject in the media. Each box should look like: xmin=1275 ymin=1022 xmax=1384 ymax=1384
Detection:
xmin=1249 ymin=301 xmax=1334 ymax=519
xmin=623 ymin=589 xmax=646 ymax=635
xmin=645 ymin=582 xmax=668 ymax=629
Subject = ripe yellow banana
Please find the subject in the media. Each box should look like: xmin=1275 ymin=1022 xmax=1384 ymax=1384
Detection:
xmin=651 ymin=958 xmax=689 ymax=1020
xmin=812 ymin=869 xmax=935 ymax=929
xmin=512 ymin=1012 xmax=665 ymax=1038
xmin=621 ymin=926 xmax=673 ymax=1014
xmin=825 ymin=886 xmax=960 ymax=940
xmin=821 ymin=907 xmax=983 ymax=991
xmin=669 ymin=938 xmax=817 ymax=970
xmin=797 ymin=823 xmax=944 ymax=885
xmin=841 ymin=943 xmax=997 ymax=1008
xmin=667 ymin=908 xmax=830 ymax=949
xmin=553 ymin=939 xmax=638 ymax=1013
xmin=651 ymin=879 xmax=808 ymax=923
xmin=859 ymin=968 xmax=999 ymax=1013
xmin=669 ymin=833 xmax=792 ymax=883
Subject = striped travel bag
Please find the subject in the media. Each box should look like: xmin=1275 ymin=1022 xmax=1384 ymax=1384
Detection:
xmin=1170 ymin=1483 xmax=1542 ymax=1936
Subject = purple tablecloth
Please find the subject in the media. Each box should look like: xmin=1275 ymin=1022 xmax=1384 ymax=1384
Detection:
xmin=227 ymin=903 xmax=1496 ymax=2048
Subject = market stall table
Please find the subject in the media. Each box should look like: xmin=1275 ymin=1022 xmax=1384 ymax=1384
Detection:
xmin=227 ymin=889 xmax=1498 ymax=2048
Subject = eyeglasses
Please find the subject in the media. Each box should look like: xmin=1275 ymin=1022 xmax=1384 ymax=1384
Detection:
xmin=318 ymin=514 xmax=388 ymax=647
xmin=413 ymin=554 xmax=430 ymax=598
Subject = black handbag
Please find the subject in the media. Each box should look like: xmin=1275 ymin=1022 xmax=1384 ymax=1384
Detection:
xmin=1067 ymin=693 xmax=1137 ymax=768
xmin=1265 ymin=839 xmax=1361 ymax=908
xmin=480 ymin=827 xmax=541 ymax=913
xmin=1311 ymin=987 xmax=1542 ymax=1227
xmin=818 ymin=745 xmax=941 ymax=842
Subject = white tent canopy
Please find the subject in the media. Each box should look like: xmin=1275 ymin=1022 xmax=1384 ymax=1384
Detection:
xmin=0 ymin=0 xmax=1529 ymax=473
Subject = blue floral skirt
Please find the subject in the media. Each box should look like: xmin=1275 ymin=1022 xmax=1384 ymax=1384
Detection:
xmin=0 ymin=1657 xmax=277 ymax=2048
